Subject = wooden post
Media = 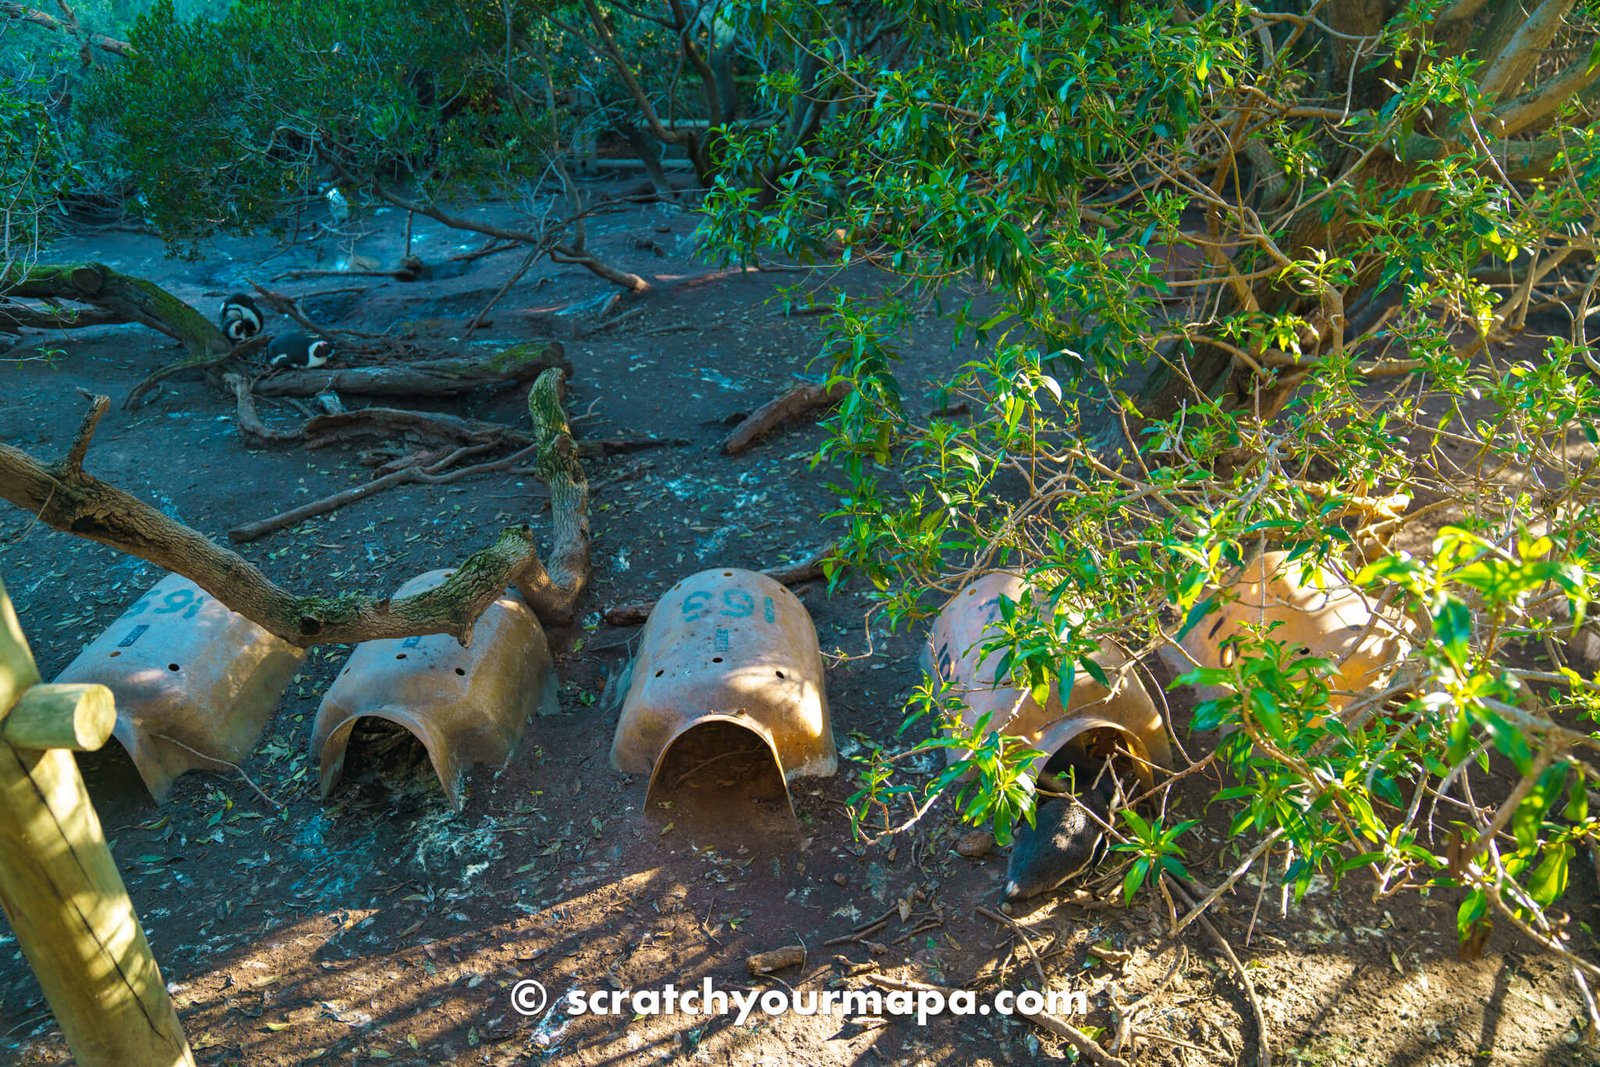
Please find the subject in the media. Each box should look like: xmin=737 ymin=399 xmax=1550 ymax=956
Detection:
xmin=0 ymin=573 xmax=195 ymax=1067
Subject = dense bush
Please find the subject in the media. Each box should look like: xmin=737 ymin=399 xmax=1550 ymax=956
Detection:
xmin=72 ymin=0 xmax=560 ymax=246
xmin=0 ymin=77 xmax=75 ymax=275
xmin=706 ymin=0 xmax=1600 ymax=966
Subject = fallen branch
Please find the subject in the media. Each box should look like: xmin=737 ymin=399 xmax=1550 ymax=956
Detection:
xmin=302 ymin=407 xmax=684 ymax=458
xmin=226 ymin=443 xmax=502 ymax=543
xmin=302 ymin=407 xmax=527 ymax=450
xmin=255 ymin=342 xmax=568 ymax=397
xmin=125 ymin=335 xmax=269 ymax=409
xmin=721 ymin=379 xmax=851 ymax=455
xmin=604 ymin=543 xmax=832 ymax=625
xmin=223 ymin=373 xmax=303 ymax=447
xmin=270 ymin=258 xmax=423 ymax=283
xmin=0 ymin=302 xmax=127 ymax=331
xmin=575 ymin=436 xmax=689 ymax=458
xmin=2 ymin=262 xmax=229 ymax=358
xmin=0 ymin=374 xmax=589 ymax=643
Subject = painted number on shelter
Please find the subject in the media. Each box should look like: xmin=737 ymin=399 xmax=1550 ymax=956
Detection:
xmin=125 ymin=587 xmax=208 ymax=621
xmin=681 ymin=588 xmax=777 ymax=625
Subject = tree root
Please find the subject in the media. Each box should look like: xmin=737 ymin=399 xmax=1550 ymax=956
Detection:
xmin=0 ymin=371 xmax=590 ymax=644
xmin=721 ymin=379 xmax=852 ymax=455
xmin=603 ymin=544 xmax=831 ymax=625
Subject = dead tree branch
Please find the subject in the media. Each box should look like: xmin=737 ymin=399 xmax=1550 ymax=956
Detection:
xmin=721 ymin=379 xmax=852 ymax=455
xmin=254 ymin=343 xmax=569 ymax=398
xmin=0 ymin=1 xmax=132 ymax=57
xmin=2 ymin=263 xmax=229 ymax=358
xmin=125 ymin=335 xmax=269 ymax=409
xmin=604 ymin=543 xmax=832 ymax=625
xmin=0 ymin=373 xmax=590 ymax=643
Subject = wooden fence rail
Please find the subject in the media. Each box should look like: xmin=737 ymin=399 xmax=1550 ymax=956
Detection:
xmin=0 ymin=572 xmax=194 ymax=1066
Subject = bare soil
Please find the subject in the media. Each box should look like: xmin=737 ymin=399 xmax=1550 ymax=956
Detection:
xmin=0 ymin=186 xmax=1594 ymax=1066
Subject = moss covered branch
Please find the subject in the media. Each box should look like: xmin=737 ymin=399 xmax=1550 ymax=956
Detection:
xmin=3 ymin=263 xmax=229 ymax=357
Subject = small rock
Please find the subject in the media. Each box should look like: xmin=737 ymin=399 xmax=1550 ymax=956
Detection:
xmin=955 ymin=831 xmax=993 ymax=858
xmin=833 ymin=873 xmax=849 ymax=887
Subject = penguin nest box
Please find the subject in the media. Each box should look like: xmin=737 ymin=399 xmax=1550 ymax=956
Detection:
xmin=55 ymin=573 xmax=304 ymax=802
xmin=611 ymin=567 xmax=837 ymax=819
xmin=311 ymin=569 xmax=556 ymax=811
xmin=924 ymin=571 xmax=1173 ymax=788
xmin=1171 ymin=550 xmax=1410 ymax=718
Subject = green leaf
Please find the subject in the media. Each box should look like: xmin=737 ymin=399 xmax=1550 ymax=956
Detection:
xmin=1527 ymin=843 xmax=1571 ymax=907
xmin=1249 ymin=689 xmax=1287 ymax=745
xmin=1431 ymin=595 xmax=1473 ymax=666
xmin=1123 ymin=857 xmax=1151 ymax=905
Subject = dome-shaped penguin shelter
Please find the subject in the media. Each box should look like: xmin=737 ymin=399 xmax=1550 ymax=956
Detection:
xmin=611 ymin=567 xmax=836 ymax=823
xmin=55 ymin=573 xmax=304 ymax=803
xmin=1170 ymin=549 xmax=1409 ymax=721
xmin=924 ymin=571 xmax=1173 ymax=789
xmin=311 ymin=569 xmax=557 ymax=811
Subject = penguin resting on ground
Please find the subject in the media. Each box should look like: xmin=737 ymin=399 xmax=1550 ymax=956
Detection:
xmin=1003 ymin=745 xmax=1120 ymax=903
xmin=218 ymin=293 xmax=264 ymax=344
xmin=266 ymin=331 xmax=334 ymax=371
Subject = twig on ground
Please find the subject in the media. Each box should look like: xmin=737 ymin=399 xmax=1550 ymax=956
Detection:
xmin=1164 ymin=876 xmax=1272 ymax=1067
xmin=604 ymin=543 xmax=832 ymax=625
xmin=152 ymin=733 xmax=282 ymax=809
xmin=721 ymin=379 xmax=852 ymax=455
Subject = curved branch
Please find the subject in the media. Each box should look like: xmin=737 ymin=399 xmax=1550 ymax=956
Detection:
xmin=1489 ymin=59 xmax=1600 ymax=138
xmin=3 ymin=263 xmax=229 ymax=358
xmin=1476 ymin=0 xmax=1578 ymax=100
xmin=0 ymin=373 xmax=589 ymax=645
xmin=0 ymin=1 xmax=131 ymax=58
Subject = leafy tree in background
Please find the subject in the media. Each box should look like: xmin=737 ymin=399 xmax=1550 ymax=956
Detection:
xmin=707 ymin=0 xmax=1600 ymax=987
xmin=0 ymin=78 xmax=74 ymax=277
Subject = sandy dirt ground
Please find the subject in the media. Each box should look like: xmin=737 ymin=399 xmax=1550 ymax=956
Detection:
xmin=0 ymin=183 xmax=1595 ymax=1066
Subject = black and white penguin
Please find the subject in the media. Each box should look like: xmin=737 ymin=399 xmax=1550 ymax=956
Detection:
xmin=266 ymin=331 xmax=335 ymax=371
xmin=218 ymin=293 xmax=264 ymax=344
xmin=1003 ymin=746 xmax=1121 ymax=903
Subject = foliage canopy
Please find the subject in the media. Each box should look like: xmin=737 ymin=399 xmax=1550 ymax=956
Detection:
xmin=706 ymin=0 xmax=1600 ymax=967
